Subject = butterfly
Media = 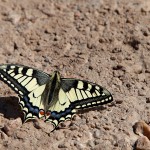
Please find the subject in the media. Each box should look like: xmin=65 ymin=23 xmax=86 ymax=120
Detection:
xmin=0 ymin=64 xmax=113 ymax=131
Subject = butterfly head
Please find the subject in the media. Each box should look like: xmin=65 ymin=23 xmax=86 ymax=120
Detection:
xmin=51 ymin=71 xmax=61 ymax=82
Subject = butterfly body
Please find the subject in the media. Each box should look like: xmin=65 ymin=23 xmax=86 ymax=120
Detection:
xmin=0 ymin=64 xmax=113 ymax=131
xmin=42 ymin=71 xmax=61 ymax=111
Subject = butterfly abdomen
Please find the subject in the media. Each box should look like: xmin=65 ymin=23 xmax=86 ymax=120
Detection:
xmin=42 ymin=71 xmax=61 ymax=109
xmin=47 ymin=72 xmax=60 ymax=104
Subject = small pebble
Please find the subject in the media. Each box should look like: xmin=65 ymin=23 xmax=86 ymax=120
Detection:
xmin=135 ymin=136 xmax=150 ymax=150
xmin=58 ymin=143 xmax=69 ymax=148
xmin=33 ymin=119 xmax=54 ymax=133
xmin=133 ymin=121 xmax=150 ymax=140
xmin=0 ymin=114 xmax=4 ymax=129
xmin=3 ymin=118 xmax=22 ymax=136
xmin=93 ymin=130 xmax=100 ymax=139
xmin=133 ymin=64 xmax=143 ymax=74
xmin=8 ymin=12 xmax=21 ymax=25
xmin=87 ymin=140 xmax=95 ymax=147
xmin=0 ymin=131 xmax=8 ymax=141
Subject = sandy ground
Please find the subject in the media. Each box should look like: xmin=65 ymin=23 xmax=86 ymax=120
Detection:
xmin=0 ymin=0 xmax=150 ymax=149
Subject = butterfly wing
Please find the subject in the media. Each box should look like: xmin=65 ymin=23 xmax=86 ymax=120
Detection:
xmin=45 ymin=78 xmax=113 ymax=130
xmin=0 ymin=65 xmax=113 ymax=131
xmin=0 ymin=64 xmax=50 ymax=121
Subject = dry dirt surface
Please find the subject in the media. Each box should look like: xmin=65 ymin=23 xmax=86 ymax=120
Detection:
xmin=0 ymin=0 xmax=150 ymax=150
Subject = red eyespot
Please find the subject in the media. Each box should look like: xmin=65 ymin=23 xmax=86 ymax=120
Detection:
xmin=46 ymin=111 xmax=51 ymax=116
xmin=39 ymin=110 xmax=45 ymax=116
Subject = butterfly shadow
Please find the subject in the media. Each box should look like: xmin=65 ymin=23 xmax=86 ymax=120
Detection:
xmin=0 ymin=96 xmax=24 ymax=120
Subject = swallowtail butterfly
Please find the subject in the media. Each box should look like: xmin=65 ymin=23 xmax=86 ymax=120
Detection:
xmin=0 ymin=64 xmax=113 ymax=131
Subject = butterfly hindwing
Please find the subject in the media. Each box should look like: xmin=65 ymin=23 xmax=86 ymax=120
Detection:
xmin=0 ymin=64 xmax=50 ymax=121
xmin=45 ymin=88 xmax=77 ymax=130
xmin=45 ymin=78 xmax=113 ymax=130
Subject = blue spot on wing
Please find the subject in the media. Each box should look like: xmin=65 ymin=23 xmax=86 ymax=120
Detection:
xmin=20 ymin=95 xmax=40 ymax=117
xmin=50 ymin=108 xmax=72 ymax=120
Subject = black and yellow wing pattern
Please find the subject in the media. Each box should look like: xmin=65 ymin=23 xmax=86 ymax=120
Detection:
xmin=0 ymin=64 xmax=113 ymax=131
xmin=0 ymin=64 xmax=50 ymax=121
xmin=46 ymin=78 xmax=113 ymax=129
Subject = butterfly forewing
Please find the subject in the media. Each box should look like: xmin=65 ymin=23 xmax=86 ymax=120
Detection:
xmin=0 ymin=64 xmax=50 ymax=121
xmin=61 ymin=79 xmax=113 ymax=109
